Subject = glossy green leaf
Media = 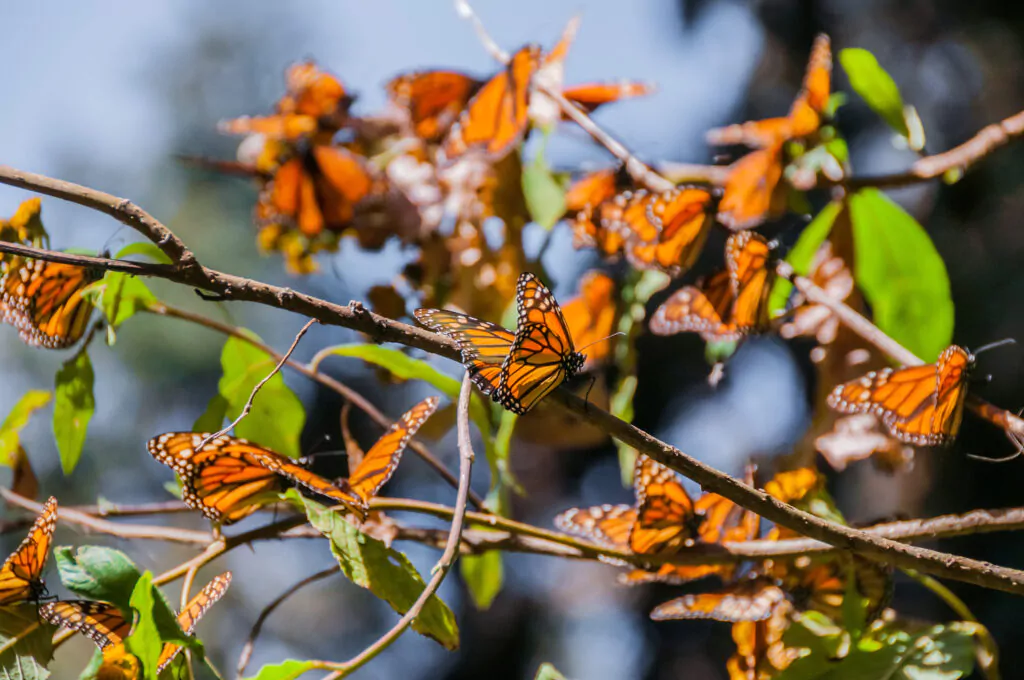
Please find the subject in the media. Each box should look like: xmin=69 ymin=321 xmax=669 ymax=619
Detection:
xmin=126 ymin=572 xmax=163 ymax=680
xmin=849 ymin=189 xmax=953 ymax=361
xmin=115 ymin=242 xmax=173 ymax=265
xmin=244 ymin=659 xmax=317 ymax=680
xmin=217 ymin=333 xmax=305 ymax=457
xmin=768 ymin=200 xmax=843 ymax=315
xmin=461 ymin=550 xmax=504 ymax=610
xmin=522 ymin=132 xmax=566 ymax=229
xmin=53 ymin=350 xmax=95 ymax=474
xmin=0 ymin=605 xmax=53 ymax=679
xmin=54 ymin=546 xmax=140 ymax=611
xmin=293 ymin=492 xmax=459 ymax=650
xmin=314 ymin=343 xmax=495 ymax=474
xmin=839 ymin=48 xmax=909 ymax=137
xmin=89 ymin=272 xmax=158 ymax=330
xmin=0 ymin=390 xmax=51 ymax=467
xmin=534 ymin=663 xmax=568 ymax=680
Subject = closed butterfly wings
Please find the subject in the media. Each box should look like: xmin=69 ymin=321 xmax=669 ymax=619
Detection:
xmin=0 ymin=496 xmax=58 ymax=605
xmin=827 ymin=345 xmax=973 ymax=446
xmin=156 ymin=571 xmax=233 ymax=671
xmin=650 ymin=232 xmax=775 ymax=341
xmin=0 ymin=257 xmax=100 ymax=349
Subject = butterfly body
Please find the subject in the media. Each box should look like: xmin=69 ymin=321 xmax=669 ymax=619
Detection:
xmin=827 ymin=345 xmax=973 ymax=446
xmin=0 ymin=497 xmax=57 ymax=605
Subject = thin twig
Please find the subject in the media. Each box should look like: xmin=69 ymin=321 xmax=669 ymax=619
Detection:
xmin=320 ymin=373 xmax=476 ymax=678
xmin=235 ymin=567 xmax=340 ymax=679
xmin=145 ymin=302 xmax=486 ymax=511
xmin=197 ymin=318 xmax=317 ymax=449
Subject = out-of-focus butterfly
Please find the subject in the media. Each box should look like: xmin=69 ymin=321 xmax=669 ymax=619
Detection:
xmin=219 ymin=61 xmax=352 ymax=142
xmin=0 ymin=256 xmax=101 ymax=349
xmin=827 ymin=345 xmax=974 ymax=446
xmin=559 ymin=271 xmax=617 ymax=369
xmin=147 ymin=397 xmax=437 ymax=524
xmin=708 ymin=35 xmax=832 ymax=229
xmin=40 ymin=572 xmax=232 ymax=675
xmin=494 ymin=273 xmax=587 ymax=414
xmin=255 ymin=144 xmax=378 ymax=238
xmin=442 ymin=45 xmax=542 ymax=162
xmin=649 ymin=232 xmax=776 ymax=341
xmin=386 ymin=70 xmax=482 ymax=143
xmin=650 ymin=577 xmax=787 ymax=622
xmin=727 ymin=599 xmax=801 ymax=680
xmin=0 ymin=496 xmax=57 ymax=605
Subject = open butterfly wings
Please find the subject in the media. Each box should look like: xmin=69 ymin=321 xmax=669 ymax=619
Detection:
xmin=0 ymin=496 xmax=57 ymax=605
xmin=345 ymin=396 xmax=439 ymax=502
xmin=650 ymin=579 xmax=787 ymax=623
xmin=442 ymin=45 xmax=542 ymax=162
xmin=493 ymin=274 xmax=586 ymax=415
xmin=827 ymin=345 xmax=973 ymax=446
xmin=413 ymin=308 xmax=514 ymax=396
xmin=385 ymin=70 xmax=481 ymax=142
xmin=650 ymin=232 xmax=775 ymax=341
xmin=0 ymin=257 xmax=100 ymax=349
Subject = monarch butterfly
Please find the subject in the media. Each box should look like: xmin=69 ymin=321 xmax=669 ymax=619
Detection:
xmin=41 ymin=572 xmax=232 ymax=674
xmin=414 ymin=308 xmax=514 ymax=397
xmin=255 ymin=144 xmax=378 ymax=238
xmin=219 ymin=61 xmax=351 ymax=142
xmin=147 ymin=398 xmax=436 ymax=524
xmin=564 ymin=168 xmax=627 ymax=217
xmin=650 ymin=577 xmax=787 ymax=622
xmin=0 ymin=496 xmax=57 ymax=605
xmin=560 ymin=81 xmax=655 ymax=114
xmin=650 ymin=232 xmax=776 ymax=341
xmin=727 ymin=600 xmax=801 ymax=680
xmin=493 ymin=273 xmax=587 ymax=414
xmin=442 ymin=44 xmax=542 ymax=163
xmin=559 ymin=271 xmax=617 ymax=368
xmin=0 ymin=256 xmax=101 ymax=349
xmin=386 ymin=70 xmax=481 ymax=143
xmin=827 ymin=345 xmax=974 ymax=447
xmin=716 ymin=142 xmax=787 ymax=231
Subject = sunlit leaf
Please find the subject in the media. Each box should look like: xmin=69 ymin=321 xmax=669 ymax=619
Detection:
xmin=848 ymin=189 xmax=953 ymax=361
xmin=293 ymin=492 xmax=459 ymax=650
xmin=0 ymin=390 xmax=51 ymax=467
xmin=88 ymin=272 xmax=158 ymax=330
xmin=243 ymin=659 xmax=317 ymax=680
xmin=114 ymin=242 xmax=173 ymax=265
xmin=53 ymin=350 xmax=95 ymax=474
xmin=0 ymin=604 xmax=53 ymax=679
xmin=53 ymin=545 xmax=140 ymax=612
xmin=768 ymin=200 xmax=842 ymax=315
xmin=460 ymin=550 xmax=504 ymax=610
xmin=125 ymin=573 xmax=164 ymax=680
xmin=216 ymin=334 xmax=305 ymax=458
xmin=839 ymin=48 xmax=910 ymax=138
xmin=534 ymin=662 xmax=568 ymax=680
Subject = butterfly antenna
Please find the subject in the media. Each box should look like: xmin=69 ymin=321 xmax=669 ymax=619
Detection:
xmin=583 ymin=374 xmax=597 ymax=414
xmin=577 ymin=331 xmax=626 ymax=354
xmin=972 ymin=338 xmax=1017 ymax=356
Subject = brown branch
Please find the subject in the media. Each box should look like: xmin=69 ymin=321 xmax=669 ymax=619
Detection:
xmin=198 ymin=317 xmax=317 ymax=449
xmin=145 ymin=302 xmax=486 ymax=511
xmin=320 ymin=373 xmax=477 ymax=678
xmin=0 ymin=164 xmax=195 ymax=266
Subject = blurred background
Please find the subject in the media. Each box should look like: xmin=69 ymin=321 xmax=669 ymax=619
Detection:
xmin=1 ymin=1 xmax=1024 ymax=678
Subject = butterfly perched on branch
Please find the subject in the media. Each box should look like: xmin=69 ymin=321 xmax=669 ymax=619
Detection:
xmin=827 ymin=345 xmax=974 ymax=446
xmin=40 ymin=572 xmax=232 ymax=675
xmin=147 ymin=397 xmax=438 ymax=524
xmin=0 ymin=496 xmax=57 ymax=605
xmin=0 ymin=256 xmax=101 ymax=349
xmin=649 ymin=232 xmax=776 ymax=342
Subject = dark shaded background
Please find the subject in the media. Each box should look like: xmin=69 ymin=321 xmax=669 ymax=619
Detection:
xmin=1 ymin=1 xmax=1023 ymax=678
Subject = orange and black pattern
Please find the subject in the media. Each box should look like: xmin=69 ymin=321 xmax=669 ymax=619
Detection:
xmin=414 ymin=308 xmax=514 ymax=396
xmin=0 ymin=496 xmax=58 ymax=605
xmin=0 ymin=256 xmax=100 ymax=349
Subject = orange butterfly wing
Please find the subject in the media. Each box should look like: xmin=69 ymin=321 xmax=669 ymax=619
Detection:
xmin=414 ymin=308 xmax=514 ymax=396
xmin=562 ymin=81 xmax=655 ymax=113
xmin=347 ymin=397 xmax=438 ymax=502
xmin=156 ymin=571 xmax=232 ymax=672
xmin=312 ymin=146 xmax=375 ymax=225
xmin=787 ymin=34 xmax=832 ymax=138
xmin=717 ymin=142 xmax=786 ymax=231
xmin=564 ymin=168 xmax=622 ymax=215
xmin=626 ymin=188 xmax=714 ymax=274
xmin=649 ymin=270 xmax=738 ymax=341
xmin=650 ymin=579 xmax=787 ymax=622
xmin=40 ymin=600 xmax=133 ymax=649
xmin=386 ymin=70 xmax=481 ymax=142
xmin=1 ymin=258 xmax=99 ymax=349
xmin=0 ymin=496 xmax=57 ymax=605
xmin=629 ymin=456 xmax=699 ymax=555
xmin=554 ymin=504 xmax=637 ymax=550
xmin=284 ymin=61 xmax=349 ymax=119
xmin=726 ymin=231 xmax=775 ymax=332
xmin=218 ymin=114 xmax=319 ymax=141
xmin=827 ymin=345 xmax=972 ymax=446
xmin=443 ymin=45 xmax=541 ymax=162
xmin=559 ymin=271 xmax=616 ymax=367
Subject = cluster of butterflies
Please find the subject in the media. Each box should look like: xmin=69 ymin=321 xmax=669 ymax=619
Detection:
xmin=556 ymin=459 xmax=892 ymax=677
xmin=0 ymin=498 xmax=231 ymax=677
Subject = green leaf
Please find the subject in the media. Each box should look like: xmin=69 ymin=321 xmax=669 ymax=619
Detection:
xmin=0 ymin=605 xmax=53 ymax=679
xmin=314 ymin=343 xmax=496 ymax=476
xmin=768 ymin=200 xmax=843 ymax=315
xmin=54 ymin=546 xmax=141 ymax=611
xmin=53 ymin=350 xmax=95 ymax=475
xmin=493 ymin=409 xmax=522 ymax=494
xmin=293 ymin=492 xmax=459 ymax=650
xmin=522 ymin=131 xmax=566 ymax=229
xmin=216 ymin=334 xmax=305 ymax=457
xmin=194 ymin=393 xmax=229 ymax=433
xmin=534 ymin=662 xmax=568 ymax=680
xmin=115 ymin=242 xmax=173 ymax=265
xmin=611 ymin=375 xmax=638 ymax=487
xmin=0 ymin=390 xmax=51 ymax=467
xmin=849 ymin=189 xmax=953 ymax=361
xmin=126 ymin=573 xmax=163 ymax=680
xmin=839 ymin=48 xmax=910 ymax=137
xmin=460 ymin=550 xmax=504 ymax=610
xmin=244 ymin=659 xmax=318 ymax=680
xmin=88 ymin=272 xmax=158 ymax=330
